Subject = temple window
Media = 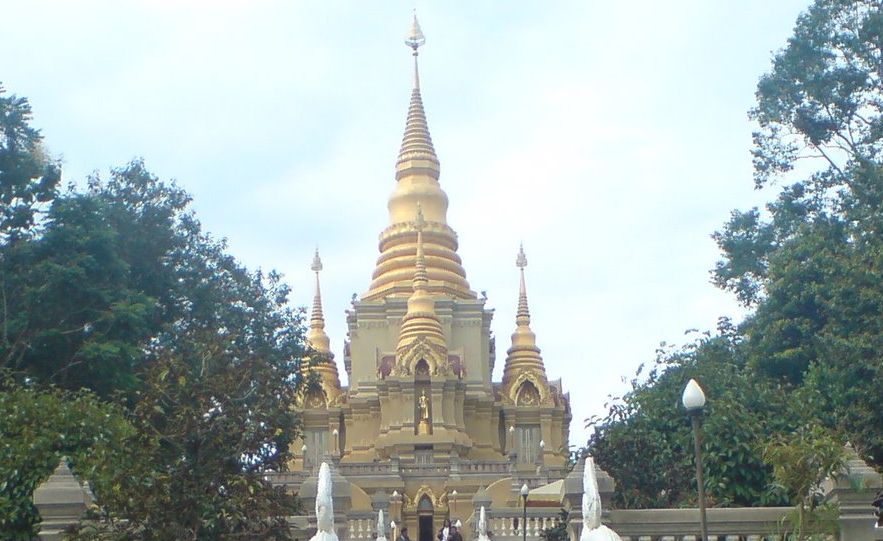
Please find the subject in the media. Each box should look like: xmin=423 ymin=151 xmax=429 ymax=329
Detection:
xmin=515 ymin=424 xmax=541 ymax=464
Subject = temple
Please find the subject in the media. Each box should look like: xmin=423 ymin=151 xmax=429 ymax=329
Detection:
xmin=281 ymin=13 xmax=571 ymax=541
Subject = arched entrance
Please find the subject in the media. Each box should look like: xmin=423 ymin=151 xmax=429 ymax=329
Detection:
xmin=417 ymin=495 xmax=434 ymax=541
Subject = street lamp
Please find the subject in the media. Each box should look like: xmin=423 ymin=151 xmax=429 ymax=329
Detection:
xmin=332 ymin=428 xmax=339 ymax=454
xmin=682 ymin=378 xmax=708 ymax=541
xmin=301 ymin=444 xmax=308 ymax=469
xmin=520 ymin=483 xmax=529 ymax=541
xmin=451 ymin=490 xmax=457 ymax=524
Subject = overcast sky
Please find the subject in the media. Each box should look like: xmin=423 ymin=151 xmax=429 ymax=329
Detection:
xmin=4 ymin=1 xmax=811 ymax=446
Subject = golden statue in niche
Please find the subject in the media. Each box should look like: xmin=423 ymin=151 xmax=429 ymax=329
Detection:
xmin=417 ymin=389 xmax=431 ymax=434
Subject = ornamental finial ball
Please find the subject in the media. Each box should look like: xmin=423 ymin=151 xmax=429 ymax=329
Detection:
xmin=311 ymin=248 xmax=323 ymax=273
xmin=516 ymin=243 xmax=527 ymax=268
xmin=682 ymin=378 xmax=706 ymax=411
xmin=404 ymin=10 xmax=426 ymax=51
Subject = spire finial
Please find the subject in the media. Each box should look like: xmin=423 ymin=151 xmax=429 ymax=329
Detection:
xmin=516 ymin=242 xmax=527 ymax=269
xmin=405 ymin=10 xmax=426 ymax=89
xmin=311 ymin=247 xmax=323 ymax=273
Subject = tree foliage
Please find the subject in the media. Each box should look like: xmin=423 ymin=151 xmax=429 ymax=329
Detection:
xmin=0 ymin=85 xmax=306 ymax=538
xmin=762 ymin=425 xmax=845 ymax=541
xmin=0 ymin=84 xmax=60 ymax=243
xmin=588 ymin=326 xmax=798 ymax=509
xmin=0 ymin=374 xmax=134 ymax=539
xmin=589 ymin=0 xmax=883 ymax=509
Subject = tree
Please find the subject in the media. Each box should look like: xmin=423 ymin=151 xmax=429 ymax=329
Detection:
xmin=587 ymin=325 xmax=801 ymax=509
xmin=712 ymin=0 xmax=883 ymax=468
xmin=762 ymin=425 xmax=845 ymax=541
xmin=0 ymin=84 xmax=61 ymax=243
xmin=71 ymin=327 xmax=302 ymax=540
xmin=0 ymin=373 xmax=135 ymax=540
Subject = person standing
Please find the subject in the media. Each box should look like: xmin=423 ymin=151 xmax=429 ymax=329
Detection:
xmin=437 ymin=519 xmax=451 ymax=541
xmin=397 ymin=527 xmax=411 ymax=541
xmin=448 ymin=525 xmax=463 ymax=541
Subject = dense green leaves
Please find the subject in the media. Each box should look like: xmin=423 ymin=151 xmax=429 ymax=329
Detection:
xmin=0 ymin=84 xmax=60 ymax=242
xmin=0 ymin=84 xmax=306 ymax=538
xmin=588 ymin=327 xmax=797 ymax=509
xmin=0 ymin=375 xmax=134 ymax=539
xmin=590 ymin=0 xmax=883 ymax=509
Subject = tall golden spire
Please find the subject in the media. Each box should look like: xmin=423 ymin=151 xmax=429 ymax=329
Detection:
xmin=363 ymin=12 xmax=474 ymax=301
xmin=395 ymin=205 xmax=448 ymax=370
xmin=502 ymin=245 xmax=548 ymax=393
xmin=304 ymin=249 xmax=341 ymax=402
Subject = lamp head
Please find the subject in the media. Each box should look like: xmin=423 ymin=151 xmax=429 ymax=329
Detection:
xmin=520 ymin=483 xmax=529 ymax=497
xmin=682 ymin=378 xmax=706 ymax=412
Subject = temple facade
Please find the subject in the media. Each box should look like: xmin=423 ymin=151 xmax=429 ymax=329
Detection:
xmin=277 ymin=15 xmax=572 ymax=541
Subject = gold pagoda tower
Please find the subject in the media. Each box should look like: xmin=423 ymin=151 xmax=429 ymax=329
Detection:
xmin=285 ymin=14 xmax=571 ymax=541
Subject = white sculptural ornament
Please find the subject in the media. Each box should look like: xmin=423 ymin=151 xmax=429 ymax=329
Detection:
xmin=376 ymin=509 xmax=388 ymax=541
xmin=311 ymin=462 xmax=340 ymax=541
xmin=580 ymin=457 xmax=622 ymax=541
xmin=477 ymin=505 xmax=491 ymax=541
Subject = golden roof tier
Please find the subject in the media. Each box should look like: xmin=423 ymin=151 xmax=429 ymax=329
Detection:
xmin=362 ymin=13 xmax=475 ymax=302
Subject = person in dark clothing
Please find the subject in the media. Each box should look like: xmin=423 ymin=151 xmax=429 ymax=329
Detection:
xmin=437 ymin=519 xmax=451 ymax=541
xmin=397 ymin=527 xmax=411 ymax=541
xmin=448 ymin=525 xmax=463 ymax=541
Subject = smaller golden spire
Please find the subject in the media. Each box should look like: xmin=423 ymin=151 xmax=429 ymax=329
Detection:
xmin=516 ymin=243 xmax=530 ymax=325
xmin=502 ymin=244 xmax=548 ymax=393
xmin=306 ymin=248 xmax=331 ymax=355
xmin=303 ymin=249 xmax=341 ymax=406
xmin=396 ymin=205 xmax=447 ymax=367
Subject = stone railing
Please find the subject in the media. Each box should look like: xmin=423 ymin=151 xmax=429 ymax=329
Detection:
xmin=606 ymin=507 xmax=793 ymax=541
xmin=467 ymin=507 xmax=564 ymax=541
xmin=459 ymin=461 xmax=511 ymax=474
xmin=346 ymin=511 xmax=380 ymax=540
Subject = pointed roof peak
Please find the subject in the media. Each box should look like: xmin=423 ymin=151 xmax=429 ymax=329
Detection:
xmin=396 ymin=10 xmax=439 ymax=175
xmin=516 ymin=244 xmax=530 ymax=324
xmin=307 ymin=248 xmax=331 ymax=355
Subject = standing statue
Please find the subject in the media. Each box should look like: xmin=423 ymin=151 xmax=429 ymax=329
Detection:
xmin=376 ymin=509 xmax=388 ymax=541
xmin=417 ymin=389 xmax=431 ymax=434
xmin=477 ymin=506 xmax=490 ymax=541
xmin=310 ymin=462 xmax=339 ymax=541
xmin=419 ymin=390 xmax=430 ymax=420
xmin=580 ymin=457 xmax=621 ymax=541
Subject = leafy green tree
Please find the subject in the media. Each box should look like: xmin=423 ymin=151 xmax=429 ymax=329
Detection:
xmin=0 ymin=374 xmax=135 ymax=540
xmin=587 ymin=325 xmax=800 ymax=508
xmin=71 ymin=327 xmax=302 ymax=541
xmin=762 ymin=425 xmax=845 ymax=541
xmin=0 ymin=84 xmax=61 ymax=243
xmin=712 ymin=0 xmax=883 ymax=467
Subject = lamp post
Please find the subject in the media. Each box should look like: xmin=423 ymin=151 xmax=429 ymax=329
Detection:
xmin=451 ymin=489 xmax=457 ymax=525
xmin=520 ymin=483 xmax=529 ymax=541
xmin=301 ymin=444 xmax=308 ymax=470
xmin=332 ymin=428 xmax=339 ymax=455
xmin=682 ymin=379 xmax=708 ymax=541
